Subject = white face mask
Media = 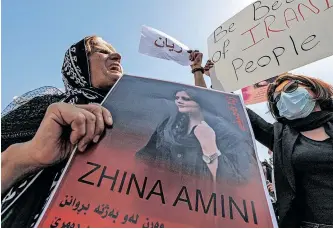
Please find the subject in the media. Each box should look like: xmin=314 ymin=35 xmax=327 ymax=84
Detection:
xmin=276 ymin=87 xmax=316 ymax=120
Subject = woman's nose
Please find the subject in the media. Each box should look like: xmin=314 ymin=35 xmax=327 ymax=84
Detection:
xmin=109 ymin=52 xmax=122 ymax=62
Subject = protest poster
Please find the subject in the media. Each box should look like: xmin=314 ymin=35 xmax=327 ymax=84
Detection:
xmin=208 ymin=0 xmax=333 ymax=92
xmin=139 ymin=25 xmax=191 ymax=66
xmin=241 ymin=76 xmax=277 ymax=105
xmin=36 ymin=75 xmax=277 ymax=228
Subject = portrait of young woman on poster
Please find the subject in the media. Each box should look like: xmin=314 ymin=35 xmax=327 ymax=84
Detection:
xmin=136 ymin=88 xmax=255 ymax=183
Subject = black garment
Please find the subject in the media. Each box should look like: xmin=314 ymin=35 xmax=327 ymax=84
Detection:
xmin=1 ymin=37 xmax=109 ymax=227
xmin=247 ymin=108 xmax=333 ymax=227
xmin=292 ymin=135 xmax=333 ymax=224
xmin=300 ymin=221 xmax=333 ymax=228
xmin=136 ymin=117 xmax=255 ymax=183
xmin=281 ymin=111 xmax=333 ymax=133
xmin=61 ymin=36 xmax=108 ymax=104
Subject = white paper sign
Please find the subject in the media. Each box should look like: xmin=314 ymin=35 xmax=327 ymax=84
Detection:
xmin=139 ymin=25 xmax=191 ymax=66
xmin=208 ymin=0 xmax=333 ymax=92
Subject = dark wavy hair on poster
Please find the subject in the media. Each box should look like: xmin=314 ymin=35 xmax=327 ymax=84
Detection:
xmin=159 ymin=88 xmax=242 ymax=148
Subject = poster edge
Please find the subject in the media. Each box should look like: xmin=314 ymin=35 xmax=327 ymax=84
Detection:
xmin=238 ymin=97 xmax=279 ymax=228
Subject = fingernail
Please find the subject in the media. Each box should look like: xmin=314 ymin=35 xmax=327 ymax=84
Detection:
xmin=81 ymin=144 xmax=87 ymax=152
xmin=108 ymin=116 xmax=113 ymax=124
xmin=93 ymin=135 xmax=100 ymax=143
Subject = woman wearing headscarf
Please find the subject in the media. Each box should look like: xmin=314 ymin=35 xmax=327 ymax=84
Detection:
xmin=1 ymin=37 xmax=207 ymax=228
xmin=1 ymin=35 xmax=123 ymax=227
xmin=194 ymin=59 xmax=333 ymax=228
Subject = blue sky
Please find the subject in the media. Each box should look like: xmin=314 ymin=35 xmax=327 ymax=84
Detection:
xmin=2 ymin=0 xmax=254 ymax=108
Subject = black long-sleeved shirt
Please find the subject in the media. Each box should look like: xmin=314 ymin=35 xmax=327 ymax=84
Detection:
xmin=292 ymin=135 xmax=333 ymax=224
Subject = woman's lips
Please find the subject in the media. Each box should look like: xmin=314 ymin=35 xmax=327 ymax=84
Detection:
xmin=108 ymin=64 xmax=121 ymax=73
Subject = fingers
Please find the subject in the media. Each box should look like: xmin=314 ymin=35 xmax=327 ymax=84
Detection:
xmin=90 ymin=108 xmax=104 ymax=143
xmin=77 ymin=104 xmax=113 ymax=126
xmin=203 ymin=60 xmax=214 ymax=77
xmin=267 ymin=183 xmax=274 ymax=192
xmin=74 ymin=104 xmax=113 ymax=151
xmin=188 ymin=50 xmax=202 ymax=63
xmin=204 ymin=60 xmax=214 ymax=68
xmin=204 ymin=60 xmax=214 ymax=70
xmin=70 ymin=112 xmax=87 ymax=146
xmin=76 ymin=104 xmax=113 ymax=143
xmin=76 ymin=109 xmax=96 ymax=152
xmin=101 ymin=106 xmax=113 ymax=126
xmin=188 ymin=50 xmax=195 ymax=61
xmin=53 ymin=103 xmax=113 ymax=152
xmin=67 ymin=109 xmax=96 ymax=152
xmin=194 ymin=53 xmax=203 ymax=65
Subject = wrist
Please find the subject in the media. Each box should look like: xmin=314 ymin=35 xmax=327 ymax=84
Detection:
xmin=7 ymin=141 xmax=41 ymax=171
xmin=191 ymin=64 xmax=202 ymax=70
xmin=1 ymin=142 xmax=41 ymax=193
xmin=201 ymin=144 xmax=219 ymax=155
xmin=191 ymin=67 xmax=204 ymax=75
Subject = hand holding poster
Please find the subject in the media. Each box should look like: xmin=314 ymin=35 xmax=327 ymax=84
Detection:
xmin=139 ymin=25 xmax=192 ymax=66
xmin=36 ymin=75 xmax=277 ymax=228
xmin=208 ymin=0 xmax=333 ymax=92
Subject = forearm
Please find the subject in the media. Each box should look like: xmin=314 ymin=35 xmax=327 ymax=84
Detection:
xmin=193 ymin=72 xmax=207 ymax=88
xmin=1 ymin=141 xmax=38 ymax=194
xmin=202 ymin=144 xmax=219 ymax=181
xmin=206 ymin=160 xmax=218 ymax=181
xmin=246 ymin=108 xmax=274 ymax=150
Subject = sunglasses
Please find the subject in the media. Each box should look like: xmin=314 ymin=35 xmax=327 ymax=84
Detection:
xmin=269 ymin=80 xmax=309 ymax=103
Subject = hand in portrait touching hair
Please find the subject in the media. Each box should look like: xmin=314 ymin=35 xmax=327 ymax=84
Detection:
xmin=194 ymin=121 xmax=218 ymax=154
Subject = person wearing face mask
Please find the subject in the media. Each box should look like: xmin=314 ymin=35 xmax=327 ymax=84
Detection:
xmin=250 ymin=74 xmax=333 ymax=228
xmin=194 ymin=66 xmax=333 ymax=228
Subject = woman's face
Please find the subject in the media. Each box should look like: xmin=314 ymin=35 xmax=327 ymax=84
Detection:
xmin=89 ymin=37 xmax=123 ymax=90
xmin=175 ymin=91 xmax=200 ymax=114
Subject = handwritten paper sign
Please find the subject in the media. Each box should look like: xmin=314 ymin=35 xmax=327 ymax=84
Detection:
xmin=139 ymin=25 xmax=191 ymax=66
xmin=208 ymin=0 xmax=333 ymax=92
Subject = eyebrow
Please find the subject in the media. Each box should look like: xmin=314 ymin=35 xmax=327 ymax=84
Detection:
xmin=94 ymin=43 xmax=114 ymax=52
